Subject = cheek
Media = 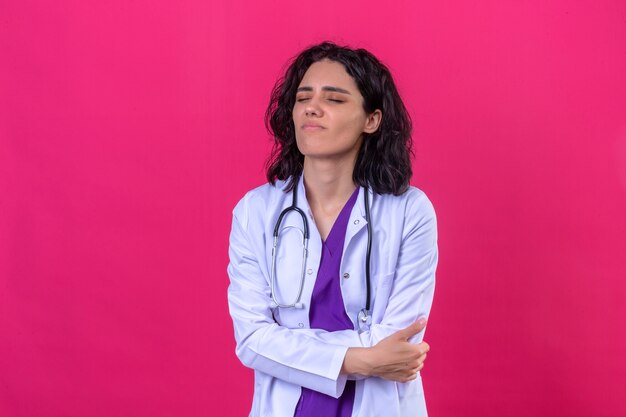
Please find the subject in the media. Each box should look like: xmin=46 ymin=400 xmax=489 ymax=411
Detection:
xmin=335 ymin=113 xmax=366 ymax=135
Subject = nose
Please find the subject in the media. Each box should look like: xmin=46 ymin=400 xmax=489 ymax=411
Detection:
xmin=304 ymin=96 xmax=322 ymax=117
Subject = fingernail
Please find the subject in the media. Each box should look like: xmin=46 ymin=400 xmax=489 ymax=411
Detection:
xmin=418 ymin=317 xmax=427 ymax=326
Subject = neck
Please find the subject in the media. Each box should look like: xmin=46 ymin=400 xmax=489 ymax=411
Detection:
xmin=302 ymin=156 xmax=358 ymax=212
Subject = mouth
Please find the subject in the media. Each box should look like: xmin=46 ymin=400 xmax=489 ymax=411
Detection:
xmin=301 ymin=123 xmax=325 ymax=131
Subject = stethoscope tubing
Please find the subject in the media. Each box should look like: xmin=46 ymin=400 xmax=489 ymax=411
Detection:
xmin=270 ymin=178 xmax=372 ymax=322
xmin=364 ymin=188 xmax=372 ymax=314
xmin=270 ymin=187 xmax=309 ymax=309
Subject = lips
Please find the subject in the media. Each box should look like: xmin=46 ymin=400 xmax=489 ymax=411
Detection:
xmin=301 ymin=123 xmax=325 ymax=130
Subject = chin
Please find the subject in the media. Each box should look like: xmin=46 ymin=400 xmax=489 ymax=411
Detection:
xmin=297 ymin=139 xmax=358 ymax=160
xmin=301 ymin=150 xmax=357 ymax=161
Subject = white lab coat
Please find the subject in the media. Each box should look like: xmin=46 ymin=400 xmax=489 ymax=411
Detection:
xmin=227 ymin=175 xmax=438 ymax=417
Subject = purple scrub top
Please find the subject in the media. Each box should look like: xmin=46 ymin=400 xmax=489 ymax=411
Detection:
xmin=293 ymin=186 xmax=360 ymax=417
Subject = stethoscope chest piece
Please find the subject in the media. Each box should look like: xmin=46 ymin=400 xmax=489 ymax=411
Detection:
xmin=357 ymin=308 xmax=372 ymax=331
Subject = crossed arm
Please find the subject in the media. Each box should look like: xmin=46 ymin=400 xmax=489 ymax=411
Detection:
xmin=227 ymin=192 xmax=437 ymax=398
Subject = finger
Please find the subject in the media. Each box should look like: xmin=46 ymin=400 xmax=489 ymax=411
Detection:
xmin=403 ymin=373 xmax=417 ymax=382
xmin=379 ymin=371 xmax=417 ymax=383
xmin=394 ymin=317 xmax=427 ymax=340
xmin=417 ymin=341 xmax=430 ymax=353
xmin=403 ymin=368 xmax=419 ymax=382
xmin=406 ymin=345 xmax=428 ymax=363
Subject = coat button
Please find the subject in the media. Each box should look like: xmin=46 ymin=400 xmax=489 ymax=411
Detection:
xmin=307 ymin=269 xmax=313 ymax=275
xmin=298 ymin=323 xmax=304 ymax=328
xmin=353 ymin=219 xmax=360 ymax=225
xmin=343 ymin=272 xmax=350 ymax=279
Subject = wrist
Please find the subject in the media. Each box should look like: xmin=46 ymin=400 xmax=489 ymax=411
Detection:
xmin=342 ymin=347 xmax=374 ymax=376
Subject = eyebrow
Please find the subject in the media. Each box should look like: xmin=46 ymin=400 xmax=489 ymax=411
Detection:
xmin=296 ymin=86 xmax=352 ymax=95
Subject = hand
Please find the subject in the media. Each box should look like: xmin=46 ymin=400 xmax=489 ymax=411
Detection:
xmin=342 ymin=318 xmax=430 ymax=383
xmin=368 ymin=318 xmax=429 ymax=382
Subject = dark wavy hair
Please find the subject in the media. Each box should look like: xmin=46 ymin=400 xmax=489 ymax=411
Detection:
xmin=265 ymin=41 xmax=413 ymax=195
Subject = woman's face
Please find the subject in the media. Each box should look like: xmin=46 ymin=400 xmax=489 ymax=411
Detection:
xmin=292 ymin=59 xmax=380 ymax=162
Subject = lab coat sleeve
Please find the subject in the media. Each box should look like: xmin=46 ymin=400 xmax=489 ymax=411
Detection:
xmin=359 ymin=190 xmax=438 ymax=346
xmin=227 ymin=195 xmax=351 ymax=399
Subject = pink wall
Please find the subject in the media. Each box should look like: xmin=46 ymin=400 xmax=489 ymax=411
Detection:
xmin=2 ymin=1 xmax=625 ymax=416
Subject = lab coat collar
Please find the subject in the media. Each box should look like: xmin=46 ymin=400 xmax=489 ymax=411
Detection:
xmin=290 ymin=173 xmax=370 ymax=245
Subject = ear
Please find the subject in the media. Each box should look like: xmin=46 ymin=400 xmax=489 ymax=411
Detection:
xmin=363 ymin=109 xmax=382 ymax=134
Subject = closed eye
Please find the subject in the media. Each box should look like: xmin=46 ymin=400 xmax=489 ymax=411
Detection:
xmin=295 ymin=97 xmax=344 ymax=103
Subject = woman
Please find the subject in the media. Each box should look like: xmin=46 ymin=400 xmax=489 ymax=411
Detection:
xmin=227 ymin=41 xmax=438 ymax=417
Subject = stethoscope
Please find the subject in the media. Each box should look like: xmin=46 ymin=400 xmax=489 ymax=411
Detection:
xmin=269 ymin=177 xmax=373 ymax=327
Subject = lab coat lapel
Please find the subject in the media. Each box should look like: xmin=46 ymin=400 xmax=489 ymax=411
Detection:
xmin=343 ymin=186 xmax=369 ymax=248
xmin=297 ymin=175 xmax=368 ymax=252
xmin=338 ymin=186 xmax=370 ymax=327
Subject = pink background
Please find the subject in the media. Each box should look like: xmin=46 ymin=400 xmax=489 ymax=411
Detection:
xmin=2 ymin=1 xmax=625 ymax=416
